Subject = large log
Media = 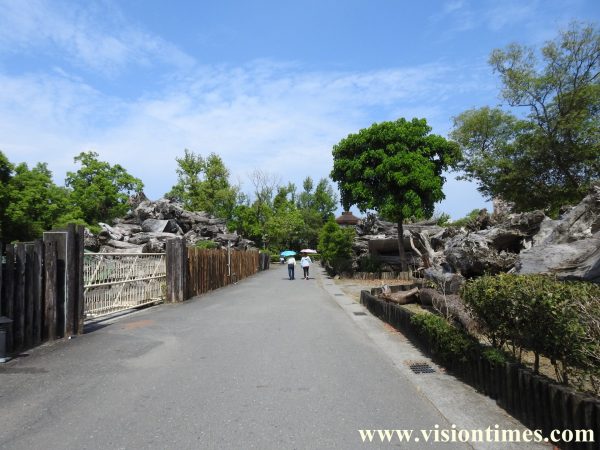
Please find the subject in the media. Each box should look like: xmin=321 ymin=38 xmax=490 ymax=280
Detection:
xmin=378 ymin=287 xmax=419 ymax=304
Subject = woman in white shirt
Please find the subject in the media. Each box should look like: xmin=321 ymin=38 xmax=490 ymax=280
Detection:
xmin=300 ymin=254 xmax=312 ymax=280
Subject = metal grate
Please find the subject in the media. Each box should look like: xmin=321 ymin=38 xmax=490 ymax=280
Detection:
xmin=408 ymin=362 xmax=435 ymax=374
xmin=353 ymin=312 xmax=367 ymax=316
xmin=334 ymin=294 xmax=344 ymax=296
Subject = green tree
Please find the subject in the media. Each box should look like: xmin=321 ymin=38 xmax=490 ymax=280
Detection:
xmin=168 ymin=150 xmax=240 ymax=220
xmin=0 ymin=151 xmax=13 ymax=240
xmin=167 ymin=148 xmax=204 ymax=208
xmin=2 ymin=161 xmax=74 ymax=242
xmin=296 ymin=177 xmax=337 ymax=249
xmin=318 ymin=218 xmax=355 ymax=274
xmin=65 ymin=151 xmax=144 ymax=226
xmin=451 ymin=22 xmax=600 ymax=214
xmin=331 ymin=117 xmax=460 ymax=270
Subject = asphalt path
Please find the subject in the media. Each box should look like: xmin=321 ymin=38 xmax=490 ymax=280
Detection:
xmin=0 ymin=266 xmax=468 ymax=449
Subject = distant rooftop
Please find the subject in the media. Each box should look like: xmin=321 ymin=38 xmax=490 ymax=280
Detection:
xmin=335 ymin=211 xmax=360 ymax=226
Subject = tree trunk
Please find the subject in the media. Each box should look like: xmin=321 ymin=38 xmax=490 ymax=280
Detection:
xmin=397 ymin=219 xmax=408 ymax=272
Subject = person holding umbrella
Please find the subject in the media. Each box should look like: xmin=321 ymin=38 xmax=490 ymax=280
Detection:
xmin=281 ymin=250 xmax=296 ymax=280
xmin=300 ymin=253 xmax=312 ymax=280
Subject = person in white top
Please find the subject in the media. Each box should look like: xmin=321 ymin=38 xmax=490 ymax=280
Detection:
xmin=300 ymin=254 xmax=312 ymax=280
xmin=287 ymin=256 xmax=296 ymax=280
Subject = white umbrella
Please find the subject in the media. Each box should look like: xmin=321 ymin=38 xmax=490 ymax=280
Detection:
xmin=300 ymin=249 xmax=318 ymax=254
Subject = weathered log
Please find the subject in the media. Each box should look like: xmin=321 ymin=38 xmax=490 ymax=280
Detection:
xmin=418 ymin=288 xmax=480 ymax=334
xmin=379 ymin=287 xmax=418 ymax=304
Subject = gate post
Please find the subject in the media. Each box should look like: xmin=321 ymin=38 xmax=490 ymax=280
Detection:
xmin=166 ymin=238 xmax=187 ymax=303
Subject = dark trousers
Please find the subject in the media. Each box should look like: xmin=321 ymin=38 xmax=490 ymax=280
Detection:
xmin=303 ymin=266 xmax=309 ymax=278
xmin=288 ymin=264 xmax=295 ymax=279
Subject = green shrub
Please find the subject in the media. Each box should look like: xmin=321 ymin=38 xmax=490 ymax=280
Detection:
xmin=461 ymin=274 xmax=600 ymax=386
xmin=448 ymin=208 xmax=481 ymax=228
xmin=195 ymin=240 xmax=218 ymax=249
xmin=318 ymin=218 xmax=355 ymax=275
xmin=481 ymin=346 xmax=509 ymax=365
xmin=357 ymin=255 xmax=382 ymax=272
xmin=411 ymin=313 xmax=477 ymax=364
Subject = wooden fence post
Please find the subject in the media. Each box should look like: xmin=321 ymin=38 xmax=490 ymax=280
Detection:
xmin=33 ymin=240 xmax=43 ymax=346
xmin=0 ymin=242 xmax=3 ymax=316
xmin=44 ymin=240 xmax=58 ymax=341
xmin=14 ymin=243 xmax=26 ymax=352
xmin=166 ymin=239 xmax=187 ymax=303
xmin=24 ymin=244 xmax=35 ymax=349
xmin=76 ymin=225 xmax=85 ymax=335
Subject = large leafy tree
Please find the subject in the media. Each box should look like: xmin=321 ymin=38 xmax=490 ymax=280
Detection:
xmin=297 ymin=177 xmax=337 ymax=249
xmin=318 ymin=218 xmax=355 ymax=274
xmin=65 ymin=151 xmax=144 ymax=226
xmin=451 ymin=22 xmax=600 ymax=214
xmin=331 ymin=117 xmax=460 ymax=271
xmin=0 ymin=156 xmax=74 ymax=242
xmin=168 ymin=150 xmax=240 ymax=220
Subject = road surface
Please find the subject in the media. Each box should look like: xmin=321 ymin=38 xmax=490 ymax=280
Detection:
xmin=0 ymin=266 xmax=536 ymax=449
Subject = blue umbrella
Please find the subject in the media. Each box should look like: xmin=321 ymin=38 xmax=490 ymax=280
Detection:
xmin=280 ymin=250 xmax=296 ymax=257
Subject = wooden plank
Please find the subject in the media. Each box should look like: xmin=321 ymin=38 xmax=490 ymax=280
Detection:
xmin=64 ymin=224 xmax=76 ymax=337
xmin=14 ymin=244 xmax=26 ymax=351
xmin=4 ymin=244 xmax=15 ymax=353
xmin=44 ymin=241 xmax=58 ymax=341
xmin=76 ymin=226 xmax=85 ymax=335
xmin=166 ymin=239 xmax=187 ymax=302
xmin=33 ymin=240 xmax=43 ymax=346
xmin=24 ymin=244 xmax=35 ymax=349
xmin=0 ymin=242 xmax=3 ymax=316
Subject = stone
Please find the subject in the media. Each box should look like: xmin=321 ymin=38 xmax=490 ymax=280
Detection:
xmin=516 ymin=184 xmax=600 ymax=283
xmin=444 ymin=233 xmax=518 ymax=277
xmin=423 ymin=267 xmax=465 ymax=295
xmin=127 ymin=232 xmax=178 ymax=245
xmin=141 ymin=218 xmax=181 ymax=234
xmin=98 ymin=222 xmax=123 ymax=241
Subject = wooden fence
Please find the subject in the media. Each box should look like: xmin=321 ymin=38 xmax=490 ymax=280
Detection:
xmin=360 ymin=290 xmax=600 ymax=449
xmin=166 ymin=239 xmax=263 ymax=302
xmin=0 ymin=225 xmax=84 ymax=355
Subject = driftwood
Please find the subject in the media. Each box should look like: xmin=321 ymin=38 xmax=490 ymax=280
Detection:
xmin=378 ymin=287 xmax=418 ymax=304
xmin=419 ymin=288 xmax=480 ymax=334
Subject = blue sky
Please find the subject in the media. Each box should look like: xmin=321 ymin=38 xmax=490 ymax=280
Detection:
xmin=1 ymin=0 xmax=598 ymax=219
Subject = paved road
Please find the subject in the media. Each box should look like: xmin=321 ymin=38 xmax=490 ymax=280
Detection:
xmin=1 ymin=267 xmax=476 ymax=449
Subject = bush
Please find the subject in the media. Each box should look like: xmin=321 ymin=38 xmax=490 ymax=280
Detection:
xmin=195 ymin=240 xmax=218 ymax=249
xmin=318 ymin=218 xmax=355 ymax=275
xmin=357 ymin=255 xmax=382 ymax=272
xmin=448 ymin=208 xmax=481 ymax=228
xmin=411 ymin=313 xmax=477 ymax=364
xmin=461 ymin=274 xmax=600 ymax=387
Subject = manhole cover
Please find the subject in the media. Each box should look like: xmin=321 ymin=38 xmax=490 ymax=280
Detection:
xmin=407 ymin=362 xmax=435 ymax=374
xmin=353 ymin=312 xmax=367 ymax=316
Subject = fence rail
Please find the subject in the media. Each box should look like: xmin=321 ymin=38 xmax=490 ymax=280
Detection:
xmin=186 ymin=247 xmax=260 ymax=298
xmin=83 ymin=253 xmax=166 ymax=318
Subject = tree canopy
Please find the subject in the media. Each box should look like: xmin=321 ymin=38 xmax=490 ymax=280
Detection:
xmin=451 ymin=22 xmax=600 ymax=215
xmin=65 ymin=151 xmax=144 ymax=226
xmin=0 ymin=157 xmax=73 ymax=242
xmin=331 ymin=117 xmax=460 ymax=270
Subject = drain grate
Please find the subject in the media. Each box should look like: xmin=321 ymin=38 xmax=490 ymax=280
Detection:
xmin=407 ymin=361 xmax=435 ymax=374
xmin=334 ymin=294 xmax=344 ymax=296
xmin=353 ymin=312 xmax=367 ymax=316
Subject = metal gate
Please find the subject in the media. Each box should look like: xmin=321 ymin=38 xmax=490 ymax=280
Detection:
xmin=83 ymin=252 xmax=166 ymax=318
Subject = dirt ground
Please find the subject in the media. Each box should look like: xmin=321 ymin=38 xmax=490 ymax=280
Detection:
xmin=332 ymin=277 xmax=414 ymax=302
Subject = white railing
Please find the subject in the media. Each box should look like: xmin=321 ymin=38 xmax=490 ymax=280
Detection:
xmin=84 ymin=252 xmax=166 ymax=318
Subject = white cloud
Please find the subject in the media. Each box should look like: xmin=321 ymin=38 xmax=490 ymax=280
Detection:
xmin=0 ymin=0 xmax=193 ymax=75
xmin=0 ymin=60 xmax=494 ymax=214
